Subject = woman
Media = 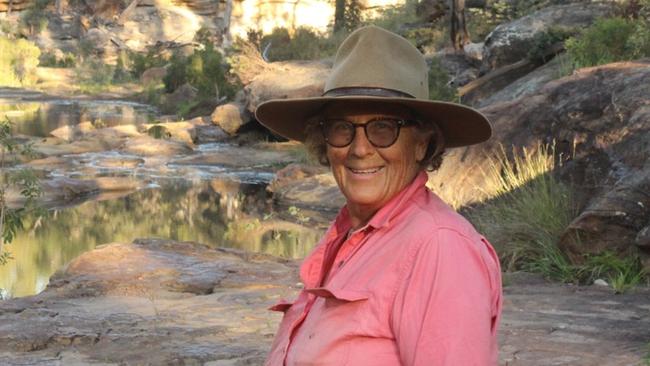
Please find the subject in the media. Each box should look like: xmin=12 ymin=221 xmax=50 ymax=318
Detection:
xmin=255 ymin=25 xmax=502 ymax=365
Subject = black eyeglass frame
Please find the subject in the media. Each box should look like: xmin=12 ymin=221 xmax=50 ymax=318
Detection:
xmin=319 ymin=118 xmax=418 ymax=148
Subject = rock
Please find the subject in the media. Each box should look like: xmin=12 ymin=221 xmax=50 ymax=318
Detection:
xmin=210 ymin=102 xmax=250 ymax=135
xmin=475 ymin=53 xmax=569 ymax=108
xmin=121 ymin=135 xmax=194 ymax=156
xmin=163 ymin=83 xmax=197 ymax=113
xmin=170 ymin=145 xmax=294 ymax=168
xmin=463 ymin=42 xmax=484 ymax=62
xmin=83 ymin=28 xmax=112 ymax=54
xmin=2 ymin=240 xmax=650 ymax=365
xmin=637 ymin=225 xmax=650 ymax=248
xmin=593 ymin=279 xmax=609 ymax=286
xmin=245 ymin=60 xmax=330 ymax=113
xmin=194 ymin=124 xmax=230 ymax=143
xmin=0 ymin=239 xmax=299 ymax=365
xmin=482 ymin=3 xmax=615 ymax=72
xmin=49 ymin=124 xmax=76 ymax=141
xmin=140 ymin=66 xmax=167 ymax=86
xmin=431 ymin=60 xmax=650 ymax=269
xmin=430 ymin=51 xmax=480 ymax=88
xmin=268 ymin=164 xmax=345 ymax=211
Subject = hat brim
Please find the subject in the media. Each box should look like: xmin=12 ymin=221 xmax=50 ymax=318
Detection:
xmin=255 ymin=96 xmax=491 ymax=148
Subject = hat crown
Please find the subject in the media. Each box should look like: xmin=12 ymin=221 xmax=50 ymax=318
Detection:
xmin=325 ymin=25 xmax=429 ymax=99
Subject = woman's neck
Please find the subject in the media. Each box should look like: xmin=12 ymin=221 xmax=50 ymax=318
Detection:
xmin=347 ymin=203 xmax=379 ymax=231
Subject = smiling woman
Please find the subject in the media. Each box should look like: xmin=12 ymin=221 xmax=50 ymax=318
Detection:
xmin=255 ymin=25 xmax=502 ymax=365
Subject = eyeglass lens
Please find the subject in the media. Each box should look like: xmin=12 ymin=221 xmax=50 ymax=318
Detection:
xmin=322 ymin=118 xmax=405 ymax=148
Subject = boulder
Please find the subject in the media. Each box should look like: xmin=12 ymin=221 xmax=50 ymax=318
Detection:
xmin=163 ymin=83 xmax=197 ymax=113
xmin=430 ymin=50 xmax=480 ymax=88
xmin=482 ymin=2 xmax=615 ymax=72
xmin=431 ymin=60 xmax=650 ymax=268
xmin=268 ymin=164 xmax=344 ymax=211
xmin=140 ymin=66 xmax=167 ymax=86
xmin=210 ymin=102 xmax=250 ymax=135
xmin=0 ymin=239 xmax=299 ymax=365
xmin=474 ymin=53 xmax=569 ymax=108
xmin=120 ymin=135 xmax=194 ymax=156
xmin=245 ymin=60 xmax=330 ymax=113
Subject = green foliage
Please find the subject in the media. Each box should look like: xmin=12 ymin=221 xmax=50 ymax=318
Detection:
xmin=526 ymin=27 xmax=575 ymax=63
xmin=565 ymin=17 xmax=650 ymax=69
xmin=428 ymin=57 xmax=457 ymax=102
xmin=468 ymin=144 xmax=648 ymax=291
xmin=260 ymin=27 xmax=339 ymax=62
xmin=365 ymin=0 xmax=419 ymax=34
xmin=0 ymin=36 xmax=41 ymax=87
xmin=39 ymin=51 xmax=76 ymax=68
xmin=163 ymin=43 xmax=239 ymax=100
xmin=75 ymin=58 xmax=116 ymax=93
xmin=0 ymin=118 xmax=42 ymax=265
xmin=579 ymin=252 xmax=647 ymax=293
xmin=20 ymin=0 xmax=51 ymax=35
xmin=128 ymin=47 xmax=168 ymax=78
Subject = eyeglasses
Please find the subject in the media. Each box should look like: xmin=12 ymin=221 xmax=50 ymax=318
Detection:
xmin=320 ymin=118 xmax=416 ymax=148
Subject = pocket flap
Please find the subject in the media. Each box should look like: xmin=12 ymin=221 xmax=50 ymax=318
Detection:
xmin=268 ymin=298 xmax=294 ymax=312
xmin=304 ymin=287 xmax=369 ymax=302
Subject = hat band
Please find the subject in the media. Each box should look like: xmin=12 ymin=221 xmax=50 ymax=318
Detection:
xmin=323 ymin=87 xmax=415 ymax=98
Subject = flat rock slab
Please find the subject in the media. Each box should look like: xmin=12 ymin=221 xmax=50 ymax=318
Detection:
xmin=1 ymin=241 xmax=648 ymax=365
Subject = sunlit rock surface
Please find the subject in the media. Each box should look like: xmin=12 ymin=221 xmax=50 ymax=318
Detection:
xmin=0 ymin=239 xmax=301 ymax=365
xmin=1 ymin=241 xmax=649 ymax=365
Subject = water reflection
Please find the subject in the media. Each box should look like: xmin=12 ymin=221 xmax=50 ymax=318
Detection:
xmin=0 ymin=179 xmax=325 ymax=298
xmin=0 ymin=100 xmax=156 ymax=137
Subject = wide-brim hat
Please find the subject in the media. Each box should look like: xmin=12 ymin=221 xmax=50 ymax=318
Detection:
xmin=254 ymin=25 xmax=491 ymax=148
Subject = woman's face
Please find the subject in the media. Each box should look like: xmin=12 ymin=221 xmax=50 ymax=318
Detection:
xmin=323 ymin=103 xmax=429 ymax=215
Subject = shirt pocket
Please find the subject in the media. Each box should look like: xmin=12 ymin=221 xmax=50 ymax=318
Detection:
xmin=290 ymin=287 xmax=370 ymax=365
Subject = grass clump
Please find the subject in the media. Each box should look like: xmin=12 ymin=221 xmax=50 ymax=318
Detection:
xmin=0 ymin=36 xmax=41 ymax=87
xmin=565 ymin=17 xmax=650 ymax=69
xmin=467 ymin=144 xmax=648 ymax=292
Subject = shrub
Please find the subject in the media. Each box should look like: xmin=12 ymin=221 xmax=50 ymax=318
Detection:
xmin=20 ymin=0 xmax=50 ymax=35
xmin=0 ymin=36 xmax=41 ymax=87
xmin=39 ymin=51 xmax=76 ymax=68
xmin=163 ymin=43 xmax=239 ymax=100
xmin=128 ymin=47 xmax=168 ymax=78
xmin=565 ymin=17 xmax=650 ymax=69
xmin=428 ymin=57 xmax=457 ymax=102
xmin=467 ymin=144 xmax=577 ymax=279
xmin=75 ymin=58 xmax=116 ymax=93
xmin=260 ymin=27 xmax=338 ymax=62
xmin=526 ymin=27 xmax=575 ymax=63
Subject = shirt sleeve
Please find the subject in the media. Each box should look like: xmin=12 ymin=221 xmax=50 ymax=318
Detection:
xmin=390 ymin=228 xmax=502 ymax=366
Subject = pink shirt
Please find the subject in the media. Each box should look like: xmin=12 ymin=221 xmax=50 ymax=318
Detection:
xmin=266 ymin=172 xmax=502 ymax=365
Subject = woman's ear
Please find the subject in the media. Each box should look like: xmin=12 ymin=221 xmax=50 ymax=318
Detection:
xmin=415 ymin=130 xmax=433 ymax=162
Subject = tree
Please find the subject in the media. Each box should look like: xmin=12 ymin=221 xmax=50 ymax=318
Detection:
xmin=0 ymin=118 xmax=41 ymax=265
xmin=334 ymin=0 xmax=362 ymax=33
xmin=450 ymin=0 xmax=470 ymax=50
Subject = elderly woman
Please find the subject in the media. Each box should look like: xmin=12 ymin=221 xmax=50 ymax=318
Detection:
xmin=255 ymin=25 xmax=502 ymax=365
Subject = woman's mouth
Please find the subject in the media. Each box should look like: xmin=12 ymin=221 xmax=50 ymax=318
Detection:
xmin=348 ymin=166 xmax=384 ymax=175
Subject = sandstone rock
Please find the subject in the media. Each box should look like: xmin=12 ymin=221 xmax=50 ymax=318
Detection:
xmin=121 ymin=135 xmax=194 ymax=156
xmin=475 ymin=53 xmax=568 ymax=108
xmin=170 ymin=145 xmax=294 ymax=168
xmin=0 ymin=239 xmax=299 ymax=365
xmin=482 ymin=3 xmax=614 ymax=72
xmin=140 ymin=66 xmax=167 ymax=86
xmin=432 ymin=60 xmax=650 ymax=268
xmin=210 ymin=102 xmax=250 ymax=135
xmin=245 ymin=60 xmax=330 ymax=113
xmin=194 ymin=124 xmax=230 ymax=143
xmin=164 ymin=83 xmax=197 ymax=113
xmin=268 ymin=164 xmax=344 ymax=211
xmin=83 ymin=28 xmax=111 ymax=53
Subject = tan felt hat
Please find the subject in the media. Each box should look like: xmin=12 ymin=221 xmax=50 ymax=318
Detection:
xmin=254 ymin=25 xmax=491 ymax=148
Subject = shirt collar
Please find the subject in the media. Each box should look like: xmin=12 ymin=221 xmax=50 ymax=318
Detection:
xmin=332 ymin=171 xmax=429 ymax=232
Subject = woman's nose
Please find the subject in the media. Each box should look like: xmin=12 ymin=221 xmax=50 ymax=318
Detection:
xmin=349 ymin=125 xmax=374 ymax=157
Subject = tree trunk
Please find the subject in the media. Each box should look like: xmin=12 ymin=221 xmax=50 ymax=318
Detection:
xmin=334 ymin=0 xmax=345 ymax=33
xmin=55 ymin=0 xmax=67 ymax=14
xmin=450 ymin=0 xmax=470 ymax=50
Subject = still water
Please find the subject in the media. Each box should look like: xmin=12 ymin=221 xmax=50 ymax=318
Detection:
xmin=0 ymin=178 xmax=325 ymax=298
xmin=0 ymin=99 xmax=156 ymax=137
